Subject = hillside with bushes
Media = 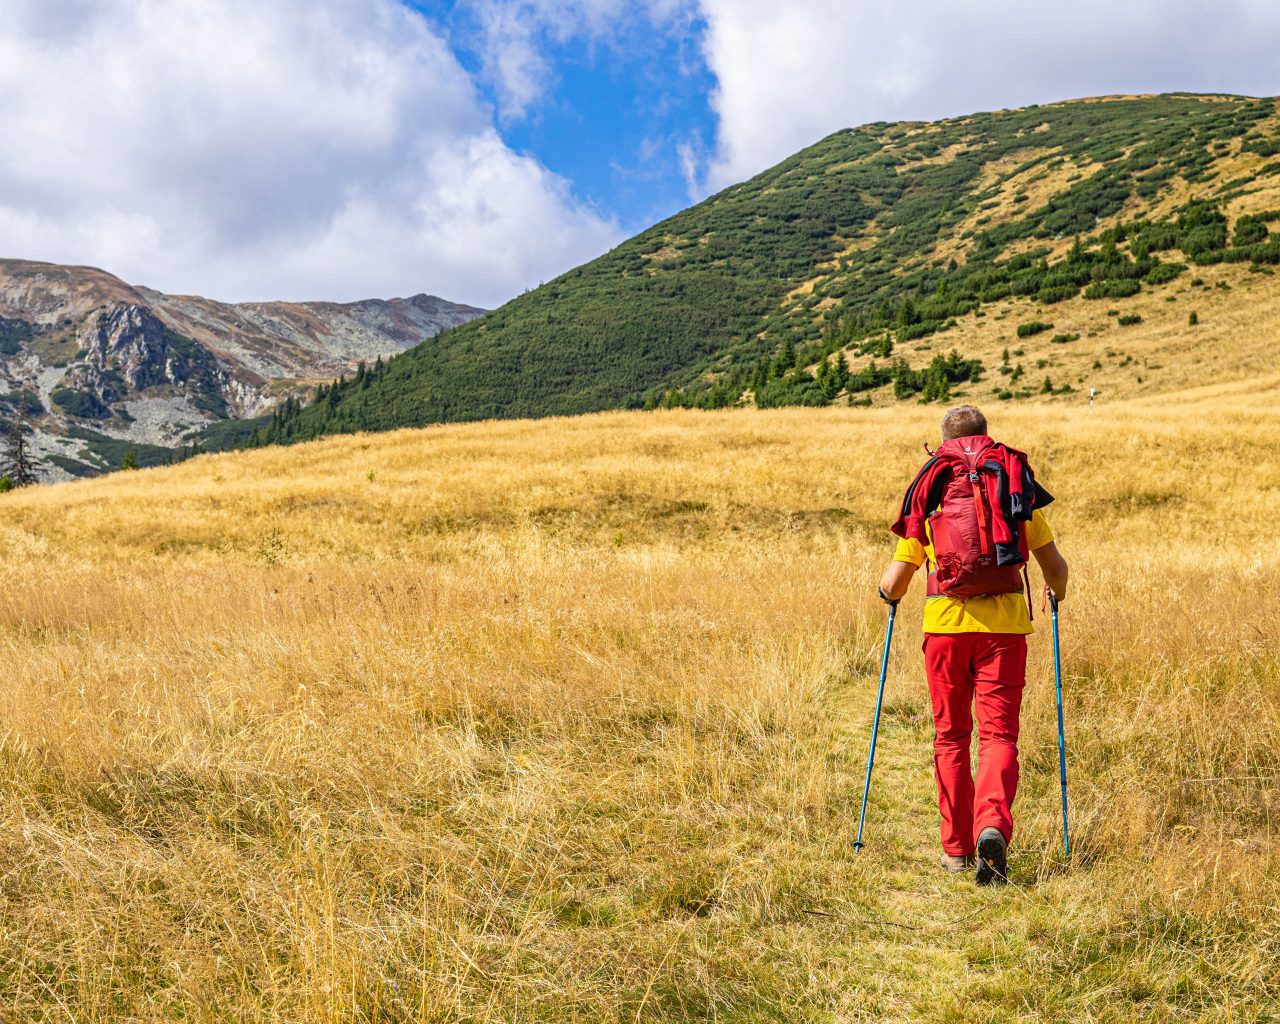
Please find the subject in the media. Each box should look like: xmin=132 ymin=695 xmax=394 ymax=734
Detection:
xmin=262 ymin=93 xmax=1280 ymax=445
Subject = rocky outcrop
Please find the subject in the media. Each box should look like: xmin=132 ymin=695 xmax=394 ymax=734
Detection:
xmin=76 ymin=304 xmax=173 ymax=391
xmin=0 ymin=258 xmax=487 ymax=480
xmin=67 ymin=304 xmax=253 ymax=412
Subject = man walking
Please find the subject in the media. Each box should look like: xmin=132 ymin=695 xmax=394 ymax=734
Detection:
xmin=877 ymin=405 xmax=1068 ymax=884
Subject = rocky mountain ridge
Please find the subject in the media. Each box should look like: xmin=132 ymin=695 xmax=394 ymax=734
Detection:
xmin=0 ymin=259 xmax=484 ymax=478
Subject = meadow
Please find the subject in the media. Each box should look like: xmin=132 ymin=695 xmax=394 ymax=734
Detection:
xmin=0 ymin=378 xmax=1276 ymax=1021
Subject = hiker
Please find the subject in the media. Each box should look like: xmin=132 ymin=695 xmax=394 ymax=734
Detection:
xmin=877 ymin=405 xmax=1068 ymax=884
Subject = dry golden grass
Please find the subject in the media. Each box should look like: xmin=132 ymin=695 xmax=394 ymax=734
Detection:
xmin=835 ymin=258 xmax=1280 ymax=408
xmin=0 ymin=393 xmax=1277 ymax=1021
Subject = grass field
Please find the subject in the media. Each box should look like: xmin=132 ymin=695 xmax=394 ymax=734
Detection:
xmin=0 ymin=383 xmax=1277 ymax=1021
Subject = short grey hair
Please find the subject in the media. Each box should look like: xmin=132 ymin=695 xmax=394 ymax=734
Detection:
xmin=941 ymin=405 xmax=987 ymax=440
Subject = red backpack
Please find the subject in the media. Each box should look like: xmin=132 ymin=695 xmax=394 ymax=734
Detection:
xmin=893 ymin=435 xmax=1053 ymax=602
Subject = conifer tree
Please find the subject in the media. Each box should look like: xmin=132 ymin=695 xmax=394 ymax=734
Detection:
xmin=0 ymin=421 xmax=41 ymax=487
xmin=832 ymin=351 xmax=849 ymax=389
xmin=777 ymin=338 xmax=795 ymax=377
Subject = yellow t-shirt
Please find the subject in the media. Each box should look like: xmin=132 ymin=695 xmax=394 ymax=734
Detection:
xmin=893 ymin=508 xmax=1054 ymax=635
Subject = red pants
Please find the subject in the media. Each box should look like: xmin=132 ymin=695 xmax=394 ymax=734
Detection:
xmin=923 ymin=632 xmax=1027 ymax=856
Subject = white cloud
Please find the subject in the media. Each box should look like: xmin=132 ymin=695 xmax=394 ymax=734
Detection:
xmin=458 ymin=0 xmax=699 ymax=121
xmin=0 ymin=0 xmax=619 ymax=306
xmin=695 ymin=0 xmax=1280 ymax=191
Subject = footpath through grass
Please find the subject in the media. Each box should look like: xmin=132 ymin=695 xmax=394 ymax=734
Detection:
xmin=808 ymin=662 xmax=1252 ymax=1024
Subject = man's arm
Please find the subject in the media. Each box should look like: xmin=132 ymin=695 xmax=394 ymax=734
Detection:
xmin=1032 ymin=541 xmax=1069 ymax=602
xmin=878 ymin=559 xmax=918 ymax=604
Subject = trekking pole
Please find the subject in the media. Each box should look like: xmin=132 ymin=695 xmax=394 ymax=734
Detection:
xmin=1048 ymin=590 xmax=1070 ymax=858
xmin=853 ymin=600 xmax=897 ymax=853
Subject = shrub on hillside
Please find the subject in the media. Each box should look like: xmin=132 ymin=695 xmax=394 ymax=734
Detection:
xmin=0 ymin=318 xmax=35 ymax=356
xmin=1145 ymin=261 xmax=1186 ymax=285
xmin=897 ymin=320 xmax=940 ymax=343
xmin=1118 ymin=314 xmax=1143 ymax=326
xmin=891 ymin=351 xmax=983 ymax=402
xmin=1037 ymin=284 xmax=1080 ymax=304
xmin=51 ymin=387 xmax=111 ymax=419
xmin=1232 ymin=215 xmax=1269 ymax=247
xmin=1176 ymin=202 xmax=1229 ymax=256
xmin=857 ymin=334 xmax=894 ymax=358
xmin=1016 ymin=320 xmax=1053 ymax=338
xmin=1243 ymin=136 xmax=1280 ymax=158
xmin=1084 ymin=279 xmax=1141 ymax=300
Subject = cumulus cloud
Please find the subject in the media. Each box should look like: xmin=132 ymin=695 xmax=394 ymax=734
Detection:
xmin=0 ymin=0 xmax=619 ymax=305
xmin=696 ymin=0 xmax=1280 ymax=191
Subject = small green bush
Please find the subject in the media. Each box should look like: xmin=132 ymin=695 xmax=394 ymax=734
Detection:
xmin=1118 ymin=314 xmax=1143 ymax=326
xmin=1145 ymin=261 xmax=1186 ymax=285
xmin=1016 ymin=320 xmax=1053 ymax=338
xmin=50 ymin=387 xmax=110 ymax=419
xmin=1232 ymin=215 xmax=1269 ymax=247
xmin=1037 ymin=285 xmax=1080 ymax=304
xmin=1050 ymin=333 xmax=1080 ymax=344
xmin=1084 ymin=279 xmax=1141 ymax=300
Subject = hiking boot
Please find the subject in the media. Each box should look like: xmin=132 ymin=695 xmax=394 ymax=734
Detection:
xmin=940 ymin=853 xmax=974 ymax=874
xmin=975 ymin=827 xmax=1008 ymax=885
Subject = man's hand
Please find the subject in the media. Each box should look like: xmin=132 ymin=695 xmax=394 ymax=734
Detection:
xmin=1032 ymin=542 xmax=1069 ymax=604
xmin=878 ymin=560 xmax=917 ymax=605
xmin=877 ymin=586 xmax=899 ymax=607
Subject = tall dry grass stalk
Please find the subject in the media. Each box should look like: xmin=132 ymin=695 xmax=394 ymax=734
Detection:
xmin=0 ymin=396 xmax=1276 ymax=1020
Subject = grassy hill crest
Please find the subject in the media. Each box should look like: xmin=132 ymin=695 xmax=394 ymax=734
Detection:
xmin=263 ymin=92 xmax=1280 ymax=445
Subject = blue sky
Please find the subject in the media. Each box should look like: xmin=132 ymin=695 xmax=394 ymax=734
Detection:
xmin=409 ymin=0 xmax=719 ymax=234
xmin=2 ymin=1 xmax=1279 ymax=307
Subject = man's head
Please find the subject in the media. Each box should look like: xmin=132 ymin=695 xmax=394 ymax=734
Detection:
xmin=941 ymin=405 xmax=988 ymax=440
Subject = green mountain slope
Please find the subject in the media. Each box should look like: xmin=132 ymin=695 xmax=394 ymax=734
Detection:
xmin=263 ymin=93 xmax=1280 ymax=443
